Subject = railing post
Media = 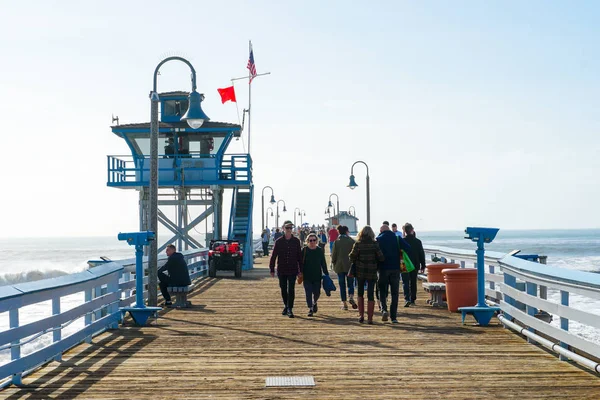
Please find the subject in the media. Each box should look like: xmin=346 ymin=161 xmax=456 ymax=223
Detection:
xmin=9 ymin=309 xmax=21 ymax=385
xmin=52 ymin=297 xmax=62 ymax=361
xmin=108 ymin=273 xmax=120 ymax=329
xmin=525 ymin=281 xmax=538 ymax=343
xmin=559 ymin=290 xmax=569 ymax=361
xmin=503 ymin=272 xmax=517 ymax=320
xmin=489 ymin=264 xmax=495 ymax=291
xmin=84 ymin=287 xmax=93 ymax=343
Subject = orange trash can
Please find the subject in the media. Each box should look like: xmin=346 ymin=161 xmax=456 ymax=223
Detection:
xmin=426 ymin=263 xmax=460 ymax=283
xmin=443 ymin=268 xmax=478 ymax=312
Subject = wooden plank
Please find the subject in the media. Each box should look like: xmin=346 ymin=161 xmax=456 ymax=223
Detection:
xmin=4 ymin=256 xmax=600 ymax=399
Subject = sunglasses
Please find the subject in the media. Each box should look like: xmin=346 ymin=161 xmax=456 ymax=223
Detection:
xmin=308 ymin=239 xmax=317 ymax=242
xmin=284 ymin=226 xmax=293 ymax=230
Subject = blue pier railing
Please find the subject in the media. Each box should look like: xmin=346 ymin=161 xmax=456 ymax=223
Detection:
xmin=107 ymin=154 xmax=252 ymax=188
xmin=0 ymin=249 xmax=208 ymax=387
xmin=423 ymin=245 xmax=600 ymax=373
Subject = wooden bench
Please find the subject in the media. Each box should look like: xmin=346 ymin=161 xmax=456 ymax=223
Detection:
xmin=422 ymin=282 xmax=446 ymax=308
xmin=167 ymin=286 xmax=192 ymax=308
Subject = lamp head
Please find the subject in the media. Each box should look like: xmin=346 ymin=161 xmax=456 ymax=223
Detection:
xmin=327 ymin=200 xmax=333 ymax=208
xmin=270 ymin=211 xmax=273 ymax=216
xmin=348 ymin=174 xmax=358 ymax=189
xmin=283 ymin=205 xmax=287 ymax=212
xmin=181 ymin=90 xmax=209 ymax=129
xmin=269 ymin=194 xmax=276 ymax=204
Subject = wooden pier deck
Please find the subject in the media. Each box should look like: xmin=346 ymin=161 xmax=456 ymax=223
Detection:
xmin=3 ymin=258 xmax=600 ymax=399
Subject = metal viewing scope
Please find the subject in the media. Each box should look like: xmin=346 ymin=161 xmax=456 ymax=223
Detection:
xmin=117 ymin=231 xmax=156 ymax=247
xmin=464 ymin=227 xmax=499 ymax=244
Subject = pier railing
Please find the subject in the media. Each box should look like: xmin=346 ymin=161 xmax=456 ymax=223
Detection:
xmin=0 ymin=248 xmax=208 ymax=386
xmin=424 ymin=245 xmax=600 ymax=373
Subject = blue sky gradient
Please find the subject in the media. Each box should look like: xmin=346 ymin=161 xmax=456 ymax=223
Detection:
xmin=0 ymin=1 xmax=598 ymax=237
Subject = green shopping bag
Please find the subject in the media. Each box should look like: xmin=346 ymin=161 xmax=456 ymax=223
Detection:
xmin=403 ymin=250 xmax=416 ymax=273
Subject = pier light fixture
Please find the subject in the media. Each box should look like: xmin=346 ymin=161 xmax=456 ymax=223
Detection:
xmin=347 ymin=175 xmax=358 ymax=189
xmin=261 ymin=186 xmax=276 ymax=229
xmin=347 ymin=161 xmax=370 ymax=225
xmin=348 ymin=206 xmax=356 ymax=217
xmin=328 ymin=193 xmax=340 ymax=225
xmin=181 ymin=90 xmax=209 ymax=129
xmin=266 ymin=207 xmax=275 ymax=229
xmin=148 ymin=56 xmax=208 ymax=306
xmin=300 ymin=209 xmax=306 ymax=225
xmin=276 ymin=199 xmax=287 ymax=228
xmin=294 ymin=207 xmax=301 ymax=227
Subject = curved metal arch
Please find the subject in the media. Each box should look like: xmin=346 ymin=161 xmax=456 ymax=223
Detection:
xmin=153 ymin=56 xmax=197 ymax=92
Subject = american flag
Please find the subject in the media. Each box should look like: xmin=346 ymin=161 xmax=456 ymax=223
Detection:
xmin=247 ymin=43 xmax=257 ymax=83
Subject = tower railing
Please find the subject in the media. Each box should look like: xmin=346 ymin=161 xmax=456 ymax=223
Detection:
xmin=106 ymin=154 xmax=252 ymax=187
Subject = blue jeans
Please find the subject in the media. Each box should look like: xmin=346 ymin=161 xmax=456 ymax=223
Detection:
xmin=329 ymin=241 xmax=334 ymax=252
xmin=337 ymin=272 xmax=355 ymax=301
xmin=303 ymin=280 xmax=322 ymax=309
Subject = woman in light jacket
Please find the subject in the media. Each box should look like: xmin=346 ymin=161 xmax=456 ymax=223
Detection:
xmin=331 ymin=225 xmax=356 ymax=310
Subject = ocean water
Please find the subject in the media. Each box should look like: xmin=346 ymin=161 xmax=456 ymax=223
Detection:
xmin=0 ymin=230 xmax=599 ymax=363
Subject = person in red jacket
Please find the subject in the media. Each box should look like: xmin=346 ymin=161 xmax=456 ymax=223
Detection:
xmin=269 ymin=221 xmax=303 ymax=318
xmin=328 ymin=226 xmax=339 ymax=253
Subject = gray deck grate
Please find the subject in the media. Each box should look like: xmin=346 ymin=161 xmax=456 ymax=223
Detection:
xmin=265 ymin=376 xmax=315 ymax=387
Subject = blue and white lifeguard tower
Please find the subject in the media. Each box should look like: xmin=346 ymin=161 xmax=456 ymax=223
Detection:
xmin=106 ymin=89 xmax=254 ymax=269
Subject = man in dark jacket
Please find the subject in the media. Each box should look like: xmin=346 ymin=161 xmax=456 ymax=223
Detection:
xmin=402 ymin=223 xmax=427 ymax=306
xmin=376 ymin=225 xmax=411 ymax=323
xmin=158 ymin=244 xmax=191 ymax=306
xmin=269 ymin=220 xmax=303 ymax=318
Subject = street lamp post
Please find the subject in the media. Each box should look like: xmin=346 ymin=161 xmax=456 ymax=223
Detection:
xmin=300 ymin=210 xmax=306 ymax=226
xmin=266 ymin=207 xmax=274 ymax=229
xmin=328 ymin=193 xmax=340 ymax=226
xmin=276 ymin=199 xmax=287 ymax=228
xmin=261 ymin=186 xmax=276 ymax=231
xmin=293 ymin=207 xmax=301 ymax=227
xmin=148 ymin=57 xmax=209 ymax=306
xmin=348 ymin=205 xmax=356 ymax=217
xmin=347 ymin=161 xmax=370 ymax=226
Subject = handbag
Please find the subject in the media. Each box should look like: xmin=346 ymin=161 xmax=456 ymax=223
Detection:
xmin=402 ymin=250 xmax=416 ymax=273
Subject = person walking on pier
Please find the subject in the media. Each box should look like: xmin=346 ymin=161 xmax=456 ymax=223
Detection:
xmin=402 ymin=223 xmax=427 ymax=305
xmin=301 ymin=233 xmax=328 ymax=317
xmin=328 ymin=225 xmax=339 ymax=253
xmin=158 ymin=244 xmax=191 ymax=307
xmin=273 ymin=228 xmax=283 ymax=242
xmin=261 ymin=228 xmax=270 ymax=257
xmin=269 ymin=221 xmax=303 ymax=318
xmin=318 ymin=230 xmax=327 ymax=250
xmin=376 ymin=224 xmax=411 ymax=323
xmin=331 ymin=225 xmax=357 ymax=310
xmin=350 ymin=226 xmax=384 ymax=324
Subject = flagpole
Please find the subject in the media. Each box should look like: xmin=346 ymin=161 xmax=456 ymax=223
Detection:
xmin=248 ymin=40 xmax=252 ymax=154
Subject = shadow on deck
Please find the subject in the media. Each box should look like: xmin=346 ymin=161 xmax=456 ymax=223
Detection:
xmin=3 ymin=258 xmax=600 ymax=399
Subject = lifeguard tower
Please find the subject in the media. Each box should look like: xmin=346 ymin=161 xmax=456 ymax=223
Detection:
xmin=106 ymin=90 xmax=254 ymax=269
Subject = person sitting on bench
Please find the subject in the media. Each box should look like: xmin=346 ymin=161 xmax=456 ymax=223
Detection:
xmin=158 ymin=244 xmax=191 ymax=307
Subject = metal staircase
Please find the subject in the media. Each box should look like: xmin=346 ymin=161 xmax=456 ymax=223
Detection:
xmin=228 ymin=186 xmax=254 ymax=270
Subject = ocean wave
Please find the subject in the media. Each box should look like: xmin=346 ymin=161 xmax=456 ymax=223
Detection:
xmin=0 ymin=269 xmax=71 ymax=286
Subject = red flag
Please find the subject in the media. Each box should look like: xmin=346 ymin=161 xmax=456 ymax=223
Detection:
xmin=217 ymin=86 xmax=236 ymax=104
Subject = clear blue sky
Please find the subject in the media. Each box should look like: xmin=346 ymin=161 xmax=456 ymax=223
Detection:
xmin=0 ymin=1 xmax=598 ymax=238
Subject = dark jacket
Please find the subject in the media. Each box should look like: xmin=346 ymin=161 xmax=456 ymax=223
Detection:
xmin=301 ymin=246 xmax=328 ymax=282
xmin=349 ymin=238 xmax=385 ymax=280
xmin=376 ymin=230 xmax=411 ymax=270
xmin=404 ymin=234 xmax=426 ymax=271
xmin=331 ymin=235 xmax=355 ymax=274
xmin=158 ymin=252 xmax=191 ymax=286
xmin=269 ymin=235 xmax=302 ymax=276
